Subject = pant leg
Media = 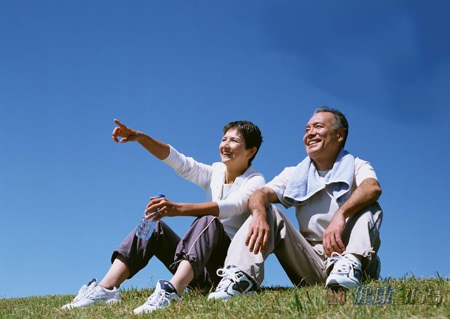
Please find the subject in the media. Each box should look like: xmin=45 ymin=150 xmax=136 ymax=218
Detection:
xmin=112 ymin=221 xmax=180 ymax=278
xmin=173 ymin=215 xmax=231 ymax=289
xmin=225 ymin=205 xmax=327 ymax=287
xmin=341 ymin=202 xmax=383 ymax=278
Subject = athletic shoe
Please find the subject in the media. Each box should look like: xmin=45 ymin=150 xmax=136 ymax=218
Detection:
xmin=207 ymin=265 xmax=256 ymax=300
xmin=326 ymin=253 xmax=362 ymax=289
xmin=62 ymin=278 xmax=97 ymax=309
xmin=61 ymin=278 xmax=121 ymax=309
xmin=133 ymin=280 xmax=181 ymax=314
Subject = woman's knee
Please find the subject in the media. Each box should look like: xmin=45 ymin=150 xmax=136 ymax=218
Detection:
xmin=191 ymin=215 xmax=220 ymax=229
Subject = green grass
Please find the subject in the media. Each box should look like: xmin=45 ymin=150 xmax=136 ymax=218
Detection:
xmin=1 ymin=276 xmax=448 ymax=319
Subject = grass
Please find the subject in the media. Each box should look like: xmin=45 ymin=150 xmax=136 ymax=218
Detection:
xmin=1 ymin=276 xmax=448 ymax=319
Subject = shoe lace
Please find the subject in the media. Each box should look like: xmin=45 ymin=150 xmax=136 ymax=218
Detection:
xmin=71 ymin=279 xmax=98 ymax=303
xmin=145 ymin=289 xmax=167 ymax=306
xmin=73 ymin=284 xmax=97 ymax=303
xmin=216 ymin=267 xmax=240 ymax=290
xmin=329 ymin=252 xmax=357 ymax=273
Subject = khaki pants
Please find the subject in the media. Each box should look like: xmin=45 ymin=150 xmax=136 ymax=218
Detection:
xmin=224 ymin=203 xmax=382 ymax=287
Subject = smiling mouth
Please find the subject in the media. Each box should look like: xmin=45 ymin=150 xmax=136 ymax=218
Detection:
xmin=307 ymin=140 xmax=320 ymax=146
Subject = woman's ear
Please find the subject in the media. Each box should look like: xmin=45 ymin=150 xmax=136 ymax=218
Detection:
xmin=247 ymin=146 xmax=258 ymax=158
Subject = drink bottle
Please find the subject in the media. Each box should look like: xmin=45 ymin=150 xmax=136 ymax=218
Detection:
xmin=135 ymin=194 xmax=165 ymax=240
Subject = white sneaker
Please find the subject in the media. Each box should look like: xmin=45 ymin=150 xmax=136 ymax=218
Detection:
xmin=61 ymin=279 xmax=121 ymax=309
xmin=207 ymin=265 xmax=256 ymax=301
xmin=133 ymin=280 xmax=181 ymax=314
xmin=326 ymin=253 xmax=362 ymax=289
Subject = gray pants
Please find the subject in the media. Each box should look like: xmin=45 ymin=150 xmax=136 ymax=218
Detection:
xmin=224 ymin=203 xmax=382 ymax=287
xmin=112 ymin=215 xmax=231 ymax=289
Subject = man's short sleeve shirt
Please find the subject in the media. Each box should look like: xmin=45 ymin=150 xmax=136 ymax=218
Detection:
xmin=266 ymin=157 xmax=378 ymax=242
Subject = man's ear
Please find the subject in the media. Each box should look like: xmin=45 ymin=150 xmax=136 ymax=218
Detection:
xmin=337 ymin=129 xmax=345 ymax=143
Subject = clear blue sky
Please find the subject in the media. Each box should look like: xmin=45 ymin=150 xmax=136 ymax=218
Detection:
xmin=1 ymin=1 xmax=449 ymax=299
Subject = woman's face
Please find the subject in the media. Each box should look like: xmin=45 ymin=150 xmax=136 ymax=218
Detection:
xmin=219 ymin=128 xmax=254 ymax=168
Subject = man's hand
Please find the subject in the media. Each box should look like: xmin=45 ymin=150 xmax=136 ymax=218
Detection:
xmin=245 ymin=212 xmax=270 ymax=255
xmin=323 ymin=211 xmax=346 ymax=256
xmin=322 ymin=178 xmax=382 ymax=257
xmin=112 ymin=119 xmax=141 ymax=143
xmin=245 ymin=187 xmax=278 ymax=255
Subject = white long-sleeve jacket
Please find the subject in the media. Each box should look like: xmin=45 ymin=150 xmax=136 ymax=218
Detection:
xmin=162 ymin=145 xmax=265 ymax=239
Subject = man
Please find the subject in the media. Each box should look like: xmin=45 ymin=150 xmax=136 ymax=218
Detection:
xmin=208 ymin=107 xmax=382 ymax=300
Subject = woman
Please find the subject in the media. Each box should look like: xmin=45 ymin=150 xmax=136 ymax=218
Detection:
xmin=62 ymin=119 xmax=265 ymax=314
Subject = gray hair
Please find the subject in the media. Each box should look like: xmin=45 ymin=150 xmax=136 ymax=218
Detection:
xmin=314 ymin=106 xmax=349 ymax=148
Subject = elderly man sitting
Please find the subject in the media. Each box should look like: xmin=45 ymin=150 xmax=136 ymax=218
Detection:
xmin=209 ymin=107 xmax=382 ymax=300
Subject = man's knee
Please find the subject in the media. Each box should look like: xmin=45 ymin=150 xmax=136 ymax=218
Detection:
xmin=346 ymin=202 xmax=383 ymax=231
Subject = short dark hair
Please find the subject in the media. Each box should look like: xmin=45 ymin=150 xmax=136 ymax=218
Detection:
xmin=223 ymin=121 xmax=263 ymax=165
xmin=314 ymin=106 xmax=349 ymax=148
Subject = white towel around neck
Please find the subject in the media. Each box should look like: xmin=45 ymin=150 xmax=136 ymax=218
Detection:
xmin=283 ymin=149 xmax=355 ymax=206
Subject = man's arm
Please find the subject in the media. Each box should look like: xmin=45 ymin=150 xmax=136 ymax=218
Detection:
xmin=322 ymin=178 xmax=382 ymax=256
xmin=245 ymin=187 xmax=280 ymax=254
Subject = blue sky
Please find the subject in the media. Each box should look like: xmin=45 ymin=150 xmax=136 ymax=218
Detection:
xmin=1 ymin=1 xmax=449 ymax=299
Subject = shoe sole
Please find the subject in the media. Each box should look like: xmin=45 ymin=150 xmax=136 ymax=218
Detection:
xmin=208 ymin=290 xmax=256 ymax=301
xmin=62 ymin=298 xmax=121 ymax=310
xmin=326 ymin=278 xmax=359 ymax=290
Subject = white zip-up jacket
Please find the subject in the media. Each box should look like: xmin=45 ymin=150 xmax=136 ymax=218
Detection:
xmin=162 ymin=145 xmax=265 ymax=239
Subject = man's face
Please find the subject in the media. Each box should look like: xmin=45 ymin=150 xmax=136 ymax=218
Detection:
xmin=303 ymin=112 xmax=344 ymax=163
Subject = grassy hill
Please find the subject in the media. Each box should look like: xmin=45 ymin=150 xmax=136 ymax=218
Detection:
xmin=1 ymin=276 xmax=448 ymax=319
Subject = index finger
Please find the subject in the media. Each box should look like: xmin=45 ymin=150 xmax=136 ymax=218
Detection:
xmin=322 ymin=235 xmax=331 ymax=257
xmin=113 ymin=119 xmax=127 ymax=129
xmin=245 ymin=227 xmax=254 ymax=247
xmin=260 ymin=231 xmax=269 ymax=253
xmin=334 ymin=234 xmax=346 ymax=253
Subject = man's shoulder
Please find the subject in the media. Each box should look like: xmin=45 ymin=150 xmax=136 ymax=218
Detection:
xmin=354 ymin=157 xmax=372 ymax=168
xmin=353 ymin=157 xmax=378 ymax=181
xmin=278 ymin=165 xmax=298 ymax=176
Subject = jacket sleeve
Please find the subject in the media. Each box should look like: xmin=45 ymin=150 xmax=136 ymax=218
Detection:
xmin=216 ymin=172 xmax=266 ymax=219
xmin=162 ymin=145 xmax=213 ymax=190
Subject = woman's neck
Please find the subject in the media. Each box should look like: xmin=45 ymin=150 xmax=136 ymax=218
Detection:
xmin=225 ymin=166 xmax=248 ymax=184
